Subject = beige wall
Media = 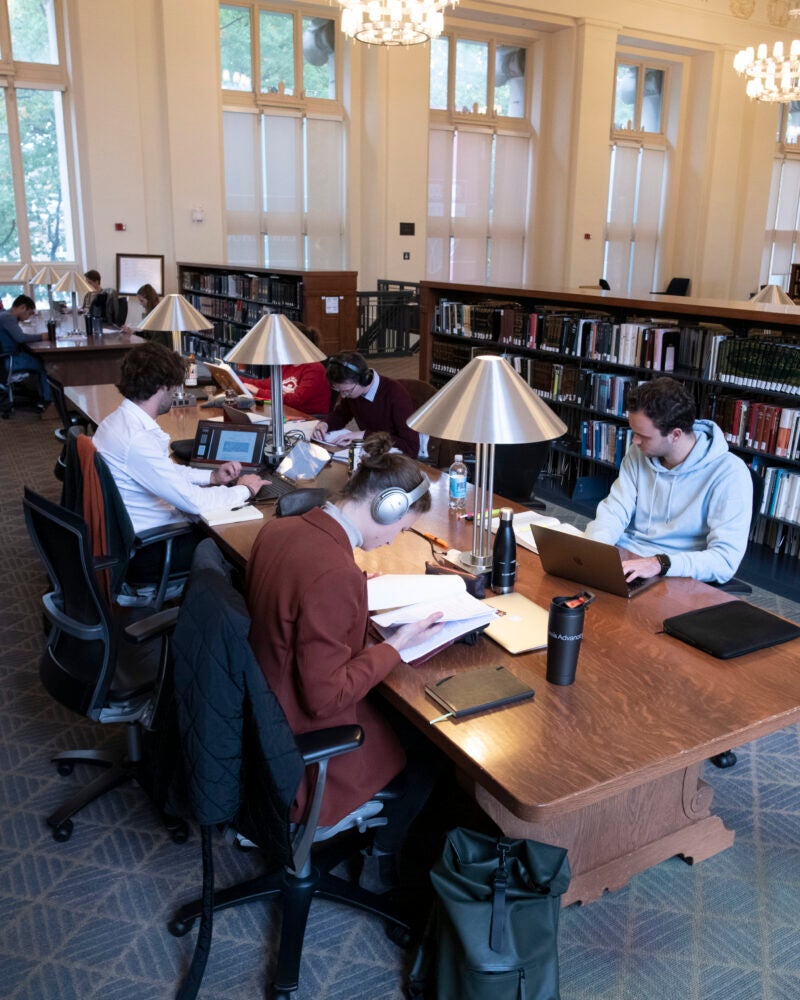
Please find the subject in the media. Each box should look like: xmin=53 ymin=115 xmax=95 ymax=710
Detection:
xmin=57 ymin=0 xmax=797 ymax=300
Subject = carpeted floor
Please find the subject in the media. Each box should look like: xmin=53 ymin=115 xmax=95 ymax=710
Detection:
xmin=2 ymin=393 xmax=800 ymax=999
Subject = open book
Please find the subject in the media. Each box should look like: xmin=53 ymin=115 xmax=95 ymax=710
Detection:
xmin=368 ymin=574 xmax=497 ymax=665
xmin=490 ymin=509 xmax=583 ymax=554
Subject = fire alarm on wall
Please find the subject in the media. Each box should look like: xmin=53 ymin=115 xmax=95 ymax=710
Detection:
xmin=114 ymin=222 xmax=127 ymax=231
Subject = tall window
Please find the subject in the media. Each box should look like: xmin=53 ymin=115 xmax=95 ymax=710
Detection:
xmin=0 ymin=0 xmax=76 ymax=296
xmin=219 ymin=3 xmax=344 ymax=269
xmin=604 ymin=59 xmax=670 ymax=295
xmin=427 ymin=33 xmax=530 ymax=285
xmin=762 ymin=103 xmax=800 ymax=287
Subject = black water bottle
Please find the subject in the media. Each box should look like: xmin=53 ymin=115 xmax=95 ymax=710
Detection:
xmin=491 ymin=507 xmax=516 ymax=594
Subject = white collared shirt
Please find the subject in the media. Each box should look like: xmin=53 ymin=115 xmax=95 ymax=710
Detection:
xmin=362 ymin=370 xmax=380 ymax=402
xmin=93 ymin=398 xmax=251 ymax=532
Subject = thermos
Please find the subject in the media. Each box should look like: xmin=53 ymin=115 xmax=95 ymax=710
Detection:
xmin=46 ymin=319 xmax=57 ymax=343
xmin=546 ymin=592 xmax=595 ymax=685
xmin=491 ymin=507 xmax=516 ymax=594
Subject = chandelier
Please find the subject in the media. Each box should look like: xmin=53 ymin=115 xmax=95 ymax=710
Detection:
xmin=734 ymin=40 xmax=800 ymax=102
xmin=336 ymin=0 xmax=458 ymax=46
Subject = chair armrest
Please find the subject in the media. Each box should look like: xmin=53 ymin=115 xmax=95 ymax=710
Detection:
xmin=134 ymin=521 xmax=194 ymax=548
xmin=93 ymin=554 xmax=121 ymax=571
xmin=123 ymin=606 xmax=180 ymax=643
xmin=295 ymin=726 xmax=364 ymax=766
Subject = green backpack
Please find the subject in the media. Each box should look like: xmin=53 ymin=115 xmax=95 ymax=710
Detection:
xmin=408 ymin=828 xmax=571 ymax=1000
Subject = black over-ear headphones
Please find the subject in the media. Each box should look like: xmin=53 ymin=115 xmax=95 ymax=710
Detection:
xmin=335 ymin=357 xmax=373 ymax=387
xmin=371 ymin=473 xmax=431 ymax=525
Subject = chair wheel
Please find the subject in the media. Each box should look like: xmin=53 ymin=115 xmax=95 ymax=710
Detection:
xmin=57 ymin=761 xmax=74 ymax=776
xmin=385 ymin=922 xmax=412 ymax=948
xmin=710 ymin=750 xmax=737 ymax=769
xmin=168 ymin=916 xmax=194 ymax=937
xmin=52 ymin=820 xmax=73 ymax=842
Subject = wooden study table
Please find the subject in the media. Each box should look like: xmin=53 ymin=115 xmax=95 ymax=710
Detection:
xmin=31 ymin=331 xmax=144 ymax=387
xmin=64 ymin=386 xmax=800 ymax=905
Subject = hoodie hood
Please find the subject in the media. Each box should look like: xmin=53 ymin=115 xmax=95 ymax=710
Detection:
xmin=642 ymin=419 xmax=728 ymax=477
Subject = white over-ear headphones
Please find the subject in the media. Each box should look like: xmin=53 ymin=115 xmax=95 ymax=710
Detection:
xmin=371 ymin=473 xmax=431 ymax=525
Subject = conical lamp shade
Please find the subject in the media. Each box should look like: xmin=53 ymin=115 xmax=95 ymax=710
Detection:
xmin=53 ymin=270 xmax=93 ymax=295
xmin=748 ymin=284 xmax=796 ymax=306
xmin=224 ymin=313 xmax=327 ymax=366
xmin=407 ymin=354 xmax=567 ymax=444
xmin=138 ymin=293 xmax=213 ymax=332
xmin=32 ymin=265 xmax=64 ymax=286
xmin=12 ymin=263 xmax=38 ymax=282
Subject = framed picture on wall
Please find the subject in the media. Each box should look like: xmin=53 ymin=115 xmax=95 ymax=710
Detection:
xmin=116 ymin=253 xmax=165 ymax=296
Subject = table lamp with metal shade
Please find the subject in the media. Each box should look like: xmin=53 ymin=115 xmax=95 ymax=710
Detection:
xmin=32 ymin=265 xmax=64 ymax=323
xmin=407 ymin=354 xmax=568 ymax=573
xmin=52 ymin=270 xmax=93 ymax=335
xmin=137 ymin=294 xmax=214 ymax=406
xmin=12 ymin=263 xmax=38 ymax=299
xmin=224 ymin=313 xmax=326 ymax=462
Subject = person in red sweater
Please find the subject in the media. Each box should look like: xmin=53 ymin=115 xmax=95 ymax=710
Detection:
xmin=246 ymin=432 xmax=443 ymax=889
xmin=239 ymin=322 xmax=330 ymax=415
xmin=312 ymin=350 xmax=420 ymax=457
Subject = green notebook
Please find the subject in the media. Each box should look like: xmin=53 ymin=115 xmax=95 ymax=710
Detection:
xmin=425 ymin=665 xmax=534 ymax=720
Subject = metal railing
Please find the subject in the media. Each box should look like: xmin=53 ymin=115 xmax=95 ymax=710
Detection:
xmin=356 ymin=282 xmax=420 ymax=356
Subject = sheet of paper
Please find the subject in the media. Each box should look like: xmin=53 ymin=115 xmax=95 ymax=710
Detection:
xmin=367 ymin=573 xmax=465 ymax=611
xmin=323 ymin=429 xmax=351 ymax=444
xmin=372 ymin=591 xmax=494 ymax=627
xmin=200 ymin=504 xmax=264 ymax=527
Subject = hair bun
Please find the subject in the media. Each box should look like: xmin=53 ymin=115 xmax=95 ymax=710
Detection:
xmin=358 ymin=432 xmax=393 ymax=466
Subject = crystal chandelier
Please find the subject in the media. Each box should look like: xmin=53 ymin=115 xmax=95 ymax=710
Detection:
xmin=336 ymin=0 xmax=458 ymax=46
xmin=734 ymin=40 xmax=800 ymax=102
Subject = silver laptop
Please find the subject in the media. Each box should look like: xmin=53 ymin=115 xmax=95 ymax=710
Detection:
xmin=189 ymin=419 xmax=269 ymax=470
xmin=483 ymin=592 xmax=549 ymax=653
xmin=531 ymin=524 xmax=662 ymax=599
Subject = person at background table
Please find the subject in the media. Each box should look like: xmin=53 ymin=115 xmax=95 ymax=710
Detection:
xmin=312 ymin=350 xmax=420 ymax=458
xmin=246 ymin=431 xmax=443 ymax=890
xmin=0 ymin=294 xmax=51 ymax=409
xmin=237 ymin=322 xmax=330 ymax=415
xmin=584 ymin=376 xmax=752 ymax=584
xmin=121 ymin=283 xmax=162 ymax=338
xmin=93 ymin=342 xmax=268 ymax=570
xmin=82 ymin=269 xmax=103 ymax=311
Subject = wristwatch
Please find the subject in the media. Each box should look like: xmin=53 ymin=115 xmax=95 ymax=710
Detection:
xmin=655 ymin=553 xmax=671 ymax=577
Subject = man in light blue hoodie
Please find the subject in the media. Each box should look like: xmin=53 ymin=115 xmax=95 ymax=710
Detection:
xmin=584 ymin=377 xmax=752 ymax=584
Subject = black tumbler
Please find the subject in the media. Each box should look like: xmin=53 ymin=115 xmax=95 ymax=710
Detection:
xmin=546 ymin=592 xmax=594 ymax=686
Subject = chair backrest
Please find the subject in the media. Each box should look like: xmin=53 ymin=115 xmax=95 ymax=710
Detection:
xmin=397 ymin=378 xmax=448 ymax=463
xmin=23 ymin=486 xmax=117 ymax=720
xmin=47 ymin=375 xmax=74 ymax=434
xmin=663 ymin=277 xmax=690 ymax=296
xmin=60 ymin=426 xmax=136 ymax=597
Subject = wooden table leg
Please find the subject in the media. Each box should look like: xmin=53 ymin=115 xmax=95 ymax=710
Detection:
xmin=470 ymin=763 xmax=735 ymax=906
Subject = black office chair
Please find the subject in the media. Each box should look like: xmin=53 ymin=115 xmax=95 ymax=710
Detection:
xmin=61 ymin=426 xmax=194 ymax=609
xmin=1 ymin=350 xmax=28 ymax=417
xmin=661 ymin=277 xmax=691 ymax=296
xmin=166 ymin=540 xmax=410 ymax=999
xmin=22 ymin=487 xmax=182 ymax=842
xmin=48 ymin=375 xmax=88 ymax=443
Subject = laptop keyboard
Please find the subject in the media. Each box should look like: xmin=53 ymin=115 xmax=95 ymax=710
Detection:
xmin=251 ymin=473 xmax=297 ymax=502
xmin=626 ymin=575 xmax=649 ymax=594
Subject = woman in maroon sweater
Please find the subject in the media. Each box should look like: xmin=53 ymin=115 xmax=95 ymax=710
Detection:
xmin=312 ymin=351 xmax=420 ymax=457
xmin=239 ymin=322 xmax=330 ymax=415
xmin=246 ymin=433 xmax=442 ymax=887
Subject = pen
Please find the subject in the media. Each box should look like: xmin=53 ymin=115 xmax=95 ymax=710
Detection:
xmin=459 ymin=508 xmax=501 ymax=522
xmin=409 ymin=526 xmax=450 ymax=549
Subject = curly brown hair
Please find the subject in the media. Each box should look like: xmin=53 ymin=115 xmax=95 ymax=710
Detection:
xmin=118 ymin=342 xmax=186 ymax=402
xmin=626 ymin=377 xmax=696 ymax=435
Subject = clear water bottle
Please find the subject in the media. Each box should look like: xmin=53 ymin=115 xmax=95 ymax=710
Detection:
xmin=448 ymin=453 xmax=467 ymax=511
xmin=491 ymin=507 xmax=517 ymax=594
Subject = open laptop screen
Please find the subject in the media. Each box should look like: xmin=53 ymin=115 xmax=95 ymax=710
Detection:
xmin=190 ymin=420 xmax=268 ymax=470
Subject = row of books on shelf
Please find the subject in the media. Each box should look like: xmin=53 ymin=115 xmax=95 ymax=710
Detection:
xmin=579 ymin=420 xmax=632 ymax=466
xmin=755 ymin=466 xmax=800 ymax=525
xmin=751 ymin=517 xmax=800 ymax=556
xmin=433 ymin=303 xmax=740 ymax=379
xmin=707 ymin=397 xmax=800 ymax=458
xmin=185 ymin=294 xmax=272 ymax=326
xmin=505 ymin=356 xmax=634 ymax=415
xmin=180 ymin=270 xmax=303 ymax=309
xmin=716 ymin=338 xmax=800 ymax=395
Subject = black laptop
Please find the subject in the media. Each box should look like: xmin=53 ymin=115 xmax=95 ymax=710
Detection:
xmin=189 ymin=420 xmax=269 ymax=471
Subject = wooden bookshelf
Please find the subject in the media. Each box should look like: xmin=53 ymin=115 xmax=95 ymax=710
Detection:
xmin=418 ymin=280 xmax=800 ymax=561
xmin=177 ymin=263 xmax=358 ymax=358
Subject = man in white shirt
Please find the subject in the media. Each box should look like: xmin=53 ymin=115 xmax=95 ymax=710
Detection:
xmin=93 ymin=343 xmax=268 ymax=560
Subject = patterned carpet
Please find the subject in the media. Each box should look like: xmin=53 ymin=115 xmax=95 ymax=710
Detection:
xmin=2 ymin=402 xmax=800 ymax=999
